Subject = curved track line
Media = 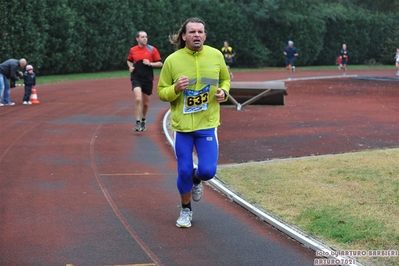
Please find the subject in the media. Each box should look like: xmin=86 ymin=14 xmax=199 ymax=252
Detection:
xmin=0 ymin=108 xmax=73 ymax=163
xmin=0 ymin=123 xmax=40 ymax=162
xmin=89 ymin=108 xmax=164 ymax=266
xmin=1 ymin=101 xmax=163 ymax=265
xmin=374 ymin=91 xmax=399 ymax=113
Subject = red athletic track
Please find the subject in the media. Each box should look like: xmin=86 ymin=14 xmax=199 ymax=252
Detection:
xmin=219 ymin=69 xmax=399 ymax=164
xmin=0 ymin=68 xmax=397 ymax=265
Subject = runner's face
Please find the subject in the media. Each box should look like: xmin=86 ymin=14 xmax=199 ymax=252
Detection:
xmin=183 ymin=22 xmax=206 ymax=51
xmin=136 ymin=32 xmax=148 ymax=47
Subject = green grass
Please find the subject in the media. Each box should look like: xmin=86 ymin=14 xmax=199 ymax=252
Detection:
xmin=17 ymin=70 xmax=131 ymax=85
xmin=234 ymin=64 xmax=394 ymax=72
xmin=296 ymin=206 xmax=386 ymax=244
xmin=217 ymin=149 xmax=399 ymax=266
xmin=15 ymin=64 xmax=393 ymax=85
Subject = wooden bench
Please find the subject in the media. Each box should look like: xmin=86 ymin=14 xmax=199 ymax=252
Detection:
xmin=222 ymin=81 xmax=287 ymax=110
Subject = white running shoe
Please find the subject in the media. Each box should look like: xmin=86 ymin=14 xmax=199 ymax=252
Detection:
xmin=23 ymin=101 xmax=28 ymax=105
xmin=192 ymin=182 xmax=203 ymax=202
xmin=5 ymin=102 xmax=15 ymax=106
xmin=176 ymin=208 xmax=193 ymax=228
xmin=0 ymin=103 xmax=4 ymax=107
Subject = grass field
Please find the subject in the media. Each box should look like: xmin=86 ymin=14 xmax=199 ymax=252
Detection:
xmin=16 ymin=64 xmax=394 ymax=85
xmin=217 ymin=149 xmax=399 ymax=266
xmin=19 ymin=66 xmax=398 ymax=265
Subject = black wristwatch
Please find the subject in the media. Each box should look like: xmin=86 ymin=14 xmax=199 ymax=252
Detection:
xmin=222 ymin=89 xmax=228 ymax=100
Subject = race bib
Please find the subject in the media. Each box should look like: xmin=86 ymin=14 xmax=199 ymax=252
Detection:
xmin=183 ymin=85 xmax=210 ymax=114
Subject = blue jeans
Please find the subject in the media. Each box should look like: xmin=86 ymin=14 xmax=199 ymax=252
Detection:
xmin=0 ymin=74 xmax=11 ymax=104
xmin=174 ymin=128 xmax=219 ymax=194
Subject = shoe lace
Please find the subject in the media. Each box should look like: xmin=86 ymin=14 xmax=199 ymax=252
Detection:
xmin=180 ymin=208 xmax=191 ymax=219
xmin=193 ymin=183 xmax=202 ymax=194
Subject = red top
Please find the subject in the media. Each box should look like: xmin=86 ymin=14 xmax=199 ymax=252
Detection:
xmin=127 ymin=44 xmax=161 ymax=81
xmin=127 ymin=44 xmax=161 ymax=63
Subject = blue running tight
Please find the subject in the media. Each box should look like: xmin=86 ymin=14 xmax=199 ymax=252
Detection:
xmin=174 ymin=128 xmax=218 ymax=194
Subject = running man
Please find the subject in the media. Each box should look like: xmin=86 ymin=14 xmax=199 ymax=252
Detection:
xmin=127 ymin=31 xmax=163 ymax=131
xmin=283 ymin=40 xmax=298 ymax=80
xmin=221 ymin=41 xmax=236 ymax=79
xmin=339 ymin=44 xmax=349 ymax=76
xmin=158 ymin=17 xmax=230 ymax=228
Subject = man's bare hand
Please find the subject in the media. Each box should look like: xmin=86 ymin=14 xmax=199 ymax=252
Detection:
xmin=215 ymin=88 xmax=226 ymax=102
xmin=174 ymin=76 xmax=189 ymax=94
xmin=143 ymin=59 xmax=151 ymax=66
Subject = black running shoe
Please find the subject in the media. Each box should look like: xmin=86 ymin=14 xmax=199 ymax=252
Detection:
xmin=134 ymin=121 xmax=141 ymax=131
xmin=140 ymin=120 xmax=146 ymax=131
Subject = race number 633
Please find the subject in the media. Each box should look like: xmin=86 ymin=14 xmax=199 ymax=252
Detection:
xmin=186 ymin=92 xmax=209 ymax=107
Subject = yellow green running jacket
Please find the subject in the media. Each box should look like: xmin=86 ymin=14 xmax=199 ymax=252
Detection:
xmin=157 ymin=45 xmax=230 ymax=132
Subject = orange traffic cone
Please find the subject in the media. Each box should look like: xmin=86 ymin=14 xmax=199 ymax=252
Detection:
xmin=30 ymin=86 xmax=40 ymax=104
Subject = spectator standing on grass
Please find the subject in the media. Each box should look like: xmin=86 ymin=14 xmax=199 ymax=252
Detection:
xmin=157 ymin=17 xmax=230 ymax=228
xmin=0 ymin=58 xmax=27 ymax=106
xmin=127 ymin=31 xmax=163 ymax=132
xmin=339 ymin=44 xmax=349 ymax=76
xmin=221 ymin=41 xmax=236 ymax=79
xmin=395 ymin=48 xmax=399 ymax=76
xmin=283 ymin=40 xmax=298 ymax=80
xmin=22 ymin=65 xmax=36 ymax=105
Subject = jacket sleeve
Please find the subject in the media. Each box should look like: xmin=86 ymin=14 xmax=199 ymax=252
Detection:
xmin=218 ymin=53 xmax=231 ymax=101
xmin=10 ymin=68 xmax=20 ymax=81
xmin=157 ymin=58 xmax=180 ymax=102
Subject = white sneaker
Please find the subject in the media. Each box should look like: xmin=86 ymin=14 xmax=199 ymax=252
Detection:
xmin=176 ymin=208 xmax=193 ymax=228
xmin=28 ymin=101 xmax=32 ymax=104
xmin=23 ymin=101 xmax=28 ymax=105
xmin=0 ymin=103 xmax=4 ymax=107
xmin=192 ymin=182 xmax=203 ymax=202
xmin=5 ymin=102 xmax=15 ymax=106
xmin=396 ymin=72 xmax=399 ymax=76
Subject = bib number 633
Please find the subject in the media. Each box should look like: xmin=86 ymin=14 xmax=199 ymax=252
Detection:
xmin=186 ymin=92 xmax=209 ymax=107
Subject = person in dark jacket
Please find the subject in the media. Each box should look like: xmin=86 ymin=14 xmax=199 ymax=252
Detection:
xmin=283 ymin=40 xmax=298 ymax=80
xmin=339 ymin=44 xmax=349 ymax=76
xmin=0 ymin=58 xmax=27 ymax=106
xmin=22 ymin=65 xmax=36 ymax=104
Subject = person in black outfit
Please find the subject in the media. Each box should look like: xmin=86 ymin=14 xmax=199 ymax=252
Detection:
xmin=339 ymin=44 xmax=349 ymax=76
xmin=22 ymin=65 xmax=36 ymax=104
